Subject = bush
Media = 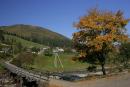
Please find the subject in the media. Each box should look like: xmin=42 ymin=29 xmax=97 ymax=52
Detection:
xmin=87 ymin=65 xmax=96 ymax=72
xmin=11 ymin=52 xmax=35 ymax=67
xmin=31 ymin=47 xmax=40 ymax=52
xmin=44 ymin=49 xmax=53 ymax=56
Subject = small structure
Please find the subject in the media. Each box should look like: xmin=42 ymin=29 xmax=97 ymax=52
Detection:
xmin=54 ymin=47 xmax=64 ymax=52
xmin=71 ymin=49 xmax=76 ymax=53
xmin=38 ymin=47 xmax=50 ymax=55
xmin=0 ymin=43 xmax=11 ymax=53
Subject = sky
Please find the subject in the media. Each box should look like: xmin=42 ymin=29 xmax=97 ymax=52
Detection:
xmin=0 ymin=0 xmax=130 ymax=38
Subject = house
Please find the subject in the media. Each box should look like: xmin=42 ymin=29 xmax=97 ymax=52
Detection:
xmin=38 ymin=47 xmax=50 ymax=55
xmin=0 ymin=43 xmax=10 ymax=53
xmin=53 ymin=47 xmax=64 ymax=53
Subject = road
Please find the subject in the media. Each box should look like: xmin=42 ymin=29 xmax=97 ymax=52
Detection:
xmin=50 ymin=72 xmax=130 ymax=87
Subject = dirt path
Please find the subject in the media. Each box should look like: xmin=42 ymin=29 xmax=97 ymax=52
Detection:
xmin=50 ymin=73 xmax=130 ymax=87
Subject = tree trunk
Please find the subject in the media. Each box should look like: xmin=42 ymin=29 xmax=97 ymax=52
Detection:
xmin=101 ymin=64 xmax=106 ymax=75
xmin=96 ymin=52 xmax=106 ymax=75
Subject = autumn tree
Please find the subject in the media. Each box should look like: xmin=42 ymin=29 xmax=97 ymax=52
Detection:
xmin=73 ymin=8 xmax=129 ymax=75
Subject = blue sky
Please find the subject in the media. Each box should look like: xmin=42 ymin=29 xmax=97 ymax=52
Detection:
xmin=0 ymin=0 xmax=130 ymax=38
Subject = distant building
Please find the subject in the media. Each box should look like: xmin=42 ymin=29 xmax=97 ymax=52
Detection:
xmin=53 ymin=47 xmax=64 ymax=53
xmin=71 ymin=49 xmax=76 ymax=53
xmin=38 ymin=47 xmax=50 ymax=55
xmin=0 ymin=43 xmax=10 ymax=53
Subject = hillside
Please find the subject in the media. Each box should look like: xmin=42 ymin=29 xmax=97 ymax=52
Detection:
xmin=4 ymin=34 xmax=45 ymax=48
xmin=0 ymin=24 xmax=71 ymax=47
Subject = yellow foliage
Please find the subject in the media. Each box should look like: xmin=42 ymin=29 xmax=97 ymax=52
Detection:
xmin=73 ymin=8 xmax=129 ymax=54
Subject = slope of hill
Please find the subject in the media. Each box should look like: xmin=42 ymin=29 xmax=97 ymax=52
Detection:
xmin=4 ymin=35 xmax=45 ymax=48
xmin=1 ymin=24 xmax=71 ymax=47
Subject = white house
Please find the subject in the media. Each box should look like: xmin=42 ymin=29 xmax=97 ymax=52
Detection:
xmin=38 ymin=47 xmax=50 ymax=55
xmin=53 ymin=47 xmax=64 ymax=53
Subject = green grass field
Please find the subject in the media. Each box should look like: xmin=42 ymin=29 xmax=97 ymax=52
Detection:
xmin=31 ymin=53 xmax=89 ymax=72
xmin=4 ymin=35 xmax=46 ymax=48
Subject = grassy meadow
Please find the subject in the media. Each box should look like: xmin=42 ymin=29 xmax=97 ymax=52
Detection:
xmin=31 ymin=53 xmax=88 ymax=72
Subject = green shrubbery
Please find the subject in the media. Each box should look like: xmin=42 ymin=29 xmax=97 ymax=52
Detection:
xmin=87 ymin=65 xmax=97 ymax=72
xmin=11 ymin=52 xmax=35 ymax=67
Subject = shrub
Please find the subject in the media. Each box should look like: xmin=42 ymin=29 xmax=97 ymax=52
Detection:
xmin=87 ymin=65 xmax=96 ymax=72
xmin=11 ymin=52 xmax=35 ymax=67
xmin=44 ymin=49 xmax=53 ymax=56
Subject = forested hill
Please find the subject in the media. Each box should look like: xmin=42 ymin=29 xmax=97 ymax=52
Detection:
xmin=0 ymin=24 xmax=71 ymax=47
